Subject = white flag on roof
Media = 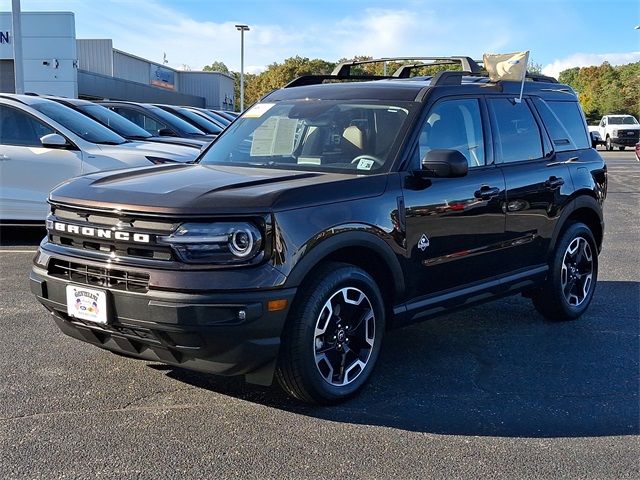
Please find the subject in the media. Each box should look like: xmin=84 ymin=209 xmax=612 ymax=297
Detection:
xmin=483 ymin=51 xmax=530 ymax=82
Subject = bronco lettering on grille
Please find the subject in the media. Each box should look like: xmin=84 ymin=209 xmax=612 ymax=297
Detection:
xmin=49 ymin=221 xmax=151 ymax=244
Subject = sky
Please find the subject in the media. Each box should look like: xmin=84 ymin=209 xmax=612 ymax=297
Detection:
xmin=5 ymin=0 xmax=640 ymax=78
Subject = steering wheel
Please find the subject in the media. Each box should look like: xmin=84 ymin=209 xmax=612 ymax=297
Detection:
xmin=350 ymin=154 xmax=385 ymax=168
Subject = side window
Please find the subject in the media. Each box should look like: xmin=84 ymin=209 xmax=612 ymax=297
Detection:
xmin=142 ymin=115 xmax=167 ymax=136
xmin=111 ymin=107 xmax=143 ymax=127
xmin=417 ymin=98 xmax=485 ymax=167
xmin=111 ymin=107 xmax=166 ymax=136
xmin=532 ymin=98 xmax=575 ymax=152
xmin=488 ymin=98 xmax=543 ymax=163
xmin=0 ymin=105 xmax=54 ymax=147
xmin=546 ymin=101 xmax=590 ymax=150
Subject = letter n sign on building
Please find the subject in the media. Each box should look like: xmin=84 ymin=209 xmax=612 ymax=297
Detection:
xmin=0 ymin=32 xmax=10 ymax=44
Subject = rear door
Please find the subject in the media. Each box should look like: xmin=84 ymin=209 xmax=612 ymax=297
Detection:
xmin=0 ymin=105 xmax=83 ymax=221
xmin=401 ymin=96 xmax=507 ymax=299
xmin=487 ymin=97 xmax=572 ymax=272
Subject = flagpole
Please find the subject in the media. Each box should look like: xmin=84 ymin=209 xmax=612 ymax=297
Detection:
xmin=515 ymin=74 xmax=525 ymax=103
xmin=515 ymin=52 xmax=529 ymax=104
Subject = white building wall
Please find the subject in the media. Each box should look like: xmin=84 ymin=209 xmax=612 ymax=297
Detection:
xmin=0 ymin=11 xmax=77 ymax=97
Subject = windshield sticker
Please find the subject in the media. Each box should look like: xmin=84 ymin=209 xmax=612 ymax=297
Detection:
xmin=356 ymin=158 xmax=375 ymax=170
xmin=251 ymin=117 xmax=277 ymax=156
xmin=250 ymin=117 xmax=298 ymax=156
xmin=244 ymin=103 xmax=276 ymax=118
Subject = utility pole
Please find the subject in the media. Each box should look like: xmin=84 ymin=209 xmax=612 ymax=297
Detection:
xmin=235 ymin=24 xmax=250 ymax=112
xmin=11 ymin=0 xmax=24 ymax=94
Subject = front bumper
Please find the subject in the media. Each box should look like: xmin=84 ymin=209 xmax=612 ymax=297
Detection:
xmin=30 ymin=263 xmax=296 ymax=385
xmin=611 ymin=136 xmax=639 ymax=146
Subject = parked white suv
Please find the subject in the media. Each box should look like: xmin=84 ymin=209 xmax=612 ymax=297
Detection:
xmin=589 ymin=114 xmax=640 ymax=151
xmin=0 ymin=95 xmax=200 ymax=222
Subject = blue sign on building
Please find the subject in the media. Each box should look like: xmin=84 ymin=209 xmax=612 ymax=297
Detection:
xmin=150 ymin=64 xmax=175 ymax=90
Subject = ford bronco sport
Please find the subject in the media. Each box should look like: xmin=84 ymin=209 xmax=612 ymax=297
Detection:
xmin=30 ymin=57 xmax=607 ymax=404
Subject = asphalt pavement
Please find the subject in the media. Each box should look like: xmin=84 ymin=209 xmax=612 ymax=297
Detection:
xmin=1 ymin=150 xmax=638 ymax=479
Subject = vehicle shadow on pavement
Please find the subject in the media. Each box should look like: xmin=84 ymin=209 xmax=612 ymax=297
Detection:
xmin=162 ymin=280 xmax=640 ymax=438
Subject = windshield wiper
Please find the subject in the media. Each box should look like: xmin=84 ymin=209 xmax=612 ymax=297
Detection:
xmin=96 ymin=140 xmax=125 ymax=145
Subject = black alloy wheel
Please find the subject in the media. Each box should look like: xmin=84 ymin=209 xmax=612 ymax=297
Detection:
xmin=532 ymin=222 xmax=598 ymax=321
xmin=276 ymin=262 xmax=385 ymax=404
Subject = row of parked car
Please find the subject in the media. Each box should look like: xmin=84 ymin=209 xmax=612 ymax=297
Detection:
xmin=0 ymin=93 xmax=238 ymax=222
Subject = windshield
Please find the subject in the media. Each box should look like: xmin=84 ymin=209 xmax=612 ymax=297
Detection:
xmin=609 ymin=116 xmax=639 ymax=125
xmin=199 ymin=101 xmax=416 ymax=174
xmin=78 ymin=104 xmax=152 ymax=139
xmin=149 ymin=106 xmax=206 ymax=135
xmin=32 ymin=101 xmax=126 ymax=144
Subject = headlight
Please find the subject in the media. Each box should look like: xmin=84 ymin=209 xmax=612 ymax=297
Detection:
xmin=159 ymin=222 xmax=263 ymax=264
xmin=612 ymin=130 xmax=618 ymax=137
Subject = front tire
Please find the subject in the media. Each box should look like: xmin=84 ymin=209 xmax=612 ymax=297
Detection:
xmin=532 ymin=222 xmax=598 ymax=321
xmin=605 ymin=136 xmax=612 ymax=151
xmin=276 ymin=262 xmax=385 ymax=404
xmin=619 ymin=146 xmax=625 ymax=151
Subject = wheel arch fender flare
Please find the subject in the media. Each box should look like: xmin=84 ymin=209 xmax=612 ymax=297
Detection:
xmin=548 ymin=194 xmax=603 ymax=256
xmin=283 ymin=227 xmax=405 ymax=299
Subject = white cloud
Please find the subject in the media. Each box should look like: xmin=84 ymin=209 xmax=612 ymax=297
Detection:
xmin=542 ymin=52 xmax=640 ymax=79
xmin=21 ymin=0 xmax=517 ymax=72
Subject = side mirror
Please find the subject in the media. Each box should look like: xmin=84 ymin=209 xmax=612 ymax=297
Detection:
xmin=420 ymin=149 xmax=469 ymax=178
xmin=40 ymin=133 xmax=69 ymax=149
xmin=589 ymin=131 xmax=599 ymax=149
xmin=158 ymin=128 xmax=174 ymax=137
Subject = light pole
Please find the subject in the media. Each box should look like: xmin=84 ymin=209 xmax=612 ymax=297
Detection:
xmin=235 ymin=24 xmax=250 ymax=112
xmin=11 ymin=0 xmax=25 ymax=94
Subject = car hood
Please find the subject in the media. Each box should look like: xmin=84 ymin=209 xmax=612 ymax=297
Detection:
xmin=96 ymin=141 xmax=199 ymax=162
xmin=49 ymin=164 xmax=388 ymax=215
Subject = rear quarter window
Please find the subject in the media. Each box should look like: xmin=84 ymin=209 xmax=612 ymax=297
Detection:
xmin=546 ymin=101 xmax=590 ymax=150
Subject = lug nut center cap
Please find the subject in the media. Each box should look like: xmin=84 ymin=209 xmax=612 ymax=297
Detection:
xmin=336 ymin=329 xmax=346 ymax=342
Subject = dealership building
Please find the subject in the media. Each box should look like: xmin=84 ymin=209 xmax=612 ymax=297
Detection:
xmin=0 ymin=11 xmax=235 ymax=110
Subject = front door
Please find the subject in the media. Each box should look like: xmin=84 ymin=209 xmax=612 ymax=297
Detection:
xmin=0 ymin=105 xmax=83 ymax=221
xmin=401 ymin=97 xmax=507 ymax=299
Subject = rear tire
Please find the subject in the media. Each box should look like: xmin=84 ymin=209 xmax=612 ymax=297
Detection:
xmin=276 ymin=262 xmax=385 ymax=404
xmin=531 ymin=222 xmax=598 ymax=321
xmin=619 ymin=146 xmax=625 ymax=151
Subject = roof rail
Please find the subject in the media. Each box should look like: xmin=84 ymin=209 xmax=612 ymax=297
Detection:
xmin=332 ymin=56 xmax=483 ymax=76
xmin=284 ymin=74 xmax=391 ymax=88
xmin=0 ymin=93 xmax=28 ymax=104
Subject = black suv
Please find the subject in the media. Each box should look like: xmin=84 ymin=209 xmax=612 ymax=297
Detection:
xmin=30 ymin=57 xmax=606 ymax=404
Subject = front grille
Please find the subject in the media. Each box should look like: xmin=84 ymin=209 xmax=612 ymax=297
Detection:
xmin=49 ymin=259 xmax=150 ymax=293
xmin=48 ymin=205 xmax=176 ymax=262
xmin=618 ymin=129 xmax=639 ymax=138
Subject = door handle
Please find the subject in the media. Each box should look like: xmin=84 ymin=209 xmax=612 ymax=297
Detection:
xmin=545 ymin=176 xmax=565 ymax=189
xmin=0 ymin=154 xmax=10 ymax=161
xmin=474 ymin=185 xmax=500 ymax=200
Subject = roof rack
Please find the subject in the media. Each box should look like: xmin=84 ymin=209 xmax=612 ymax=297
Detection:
xmin=331 ymin=56 xmax=483 ymax=76
xmin=283 ymin=55 xmax=559 ymax=89
xmin=285 ymin=74 xmax=391 ymax=88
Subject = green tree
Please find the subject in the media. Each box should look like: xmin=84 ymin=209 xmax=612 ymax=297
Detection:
xmin=559 ymin=61 xmax=639 ymax=123
xmin=203 ymin=61 xmax=230 ymax=74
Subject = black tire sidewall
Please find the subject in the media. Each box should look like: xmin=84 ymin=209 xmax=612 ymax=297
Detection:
xmin=286 ymin=265 xmax=385 ymax=402
xmin=549 ymin=223 xmax=599 ymax=318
